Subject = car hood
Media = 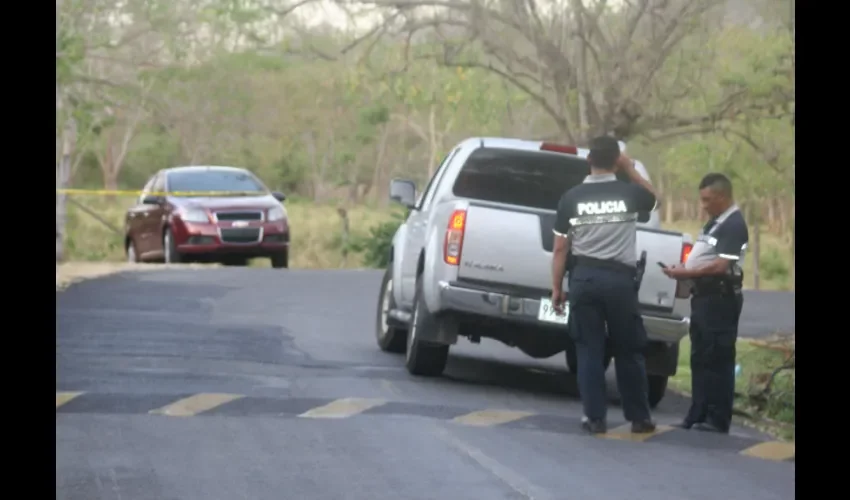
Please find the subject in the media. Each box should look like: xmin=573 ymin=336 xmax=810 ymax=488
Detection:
xmin=169 ymin=194 xmax=281 ymax=211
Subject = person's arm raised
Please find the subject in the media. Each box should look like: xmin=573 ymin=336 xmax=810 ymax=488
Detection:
xmin=616 ymin=154 xmax=659 ymax=211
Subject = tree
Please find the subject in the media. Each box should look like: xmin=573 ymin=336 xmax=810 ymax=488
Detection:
xmin=342 ymin=0 xmax=776 ymax=144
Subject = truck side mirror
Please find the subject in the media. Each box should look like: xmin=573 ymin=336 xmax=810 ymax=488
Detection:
xmin=389 ymin=179 xmax=416 ymax=208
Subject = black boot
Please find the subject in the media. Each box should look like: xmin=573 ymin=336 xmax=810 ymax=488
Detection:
xmin=631 ymin=420 xmax=657 ymax=433
xmin=693 ymin=421 xmax=728 ymax=434
xmin=582 ymin=419 xmax=607 ymax=434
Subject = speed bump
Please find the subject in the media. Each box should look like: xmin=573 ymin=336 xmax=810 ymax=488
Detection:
xmin=739 ymin=441 xmax=795 ymax=461
xmin=56 ymin=391 xmax=794 ymax=462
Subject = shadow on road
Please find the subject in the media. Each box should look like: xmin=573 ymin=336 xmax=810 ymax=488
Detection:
xmin=405 ymin=352 xmax=694 ymax=416
xmin=444 ymin=353 xmax=579 ymax=397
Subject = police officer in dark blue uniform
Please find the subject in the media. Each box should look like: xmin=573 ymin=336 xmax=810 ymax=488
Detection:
xmin=662 ymin=173 xmax=748 ymax=434
xmin=550 ymin=136 xmax=659 ymax=434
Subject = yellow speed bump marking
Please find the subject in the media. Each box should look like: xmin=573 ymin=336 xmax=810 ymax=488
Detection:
xmin=599 ymin=423 xmax=674 ymax=442
xmin=56 ymin=391 xmax=83 ymax=408
xmin=298 ymin=398 xmax=386 ymax=419
xmin=149 ymin=393 xmax=243 ymax=417
xmin=452 ymin=409 xmax=535 ymax=427
xmin=740 ymin=441 xmax=795 ymax=461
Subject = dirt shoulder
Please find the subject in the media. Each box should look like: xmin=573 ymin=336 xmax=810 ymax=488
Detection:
xmin=56 ymin=262 xmax=217 ymax=291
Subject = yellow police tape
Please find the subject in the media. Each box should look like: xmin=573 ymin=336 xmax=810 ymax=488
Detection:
xmin=56 ymin=188 xmax=266 ymax=197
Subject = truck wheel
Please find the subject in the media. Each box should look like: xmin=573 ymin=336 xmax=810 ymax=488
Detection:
xmin=375 ymin=267 xmax=406 ymax=353
xmin=565 ymin=341 xmax=612 ymax=374
xmin=647 ymin=375 xmax=668 ymax=409
xmin=405 ymin=278 xmax=449 ymax=376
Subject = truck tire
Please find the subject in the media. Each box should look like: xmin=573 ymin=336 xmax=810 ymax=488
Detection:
xmin=647 ymin=375 xmax=668 ymax=409
xmin=375 ymin=267 xmax=406 ymax=353
xmin=405 ymin=278 xmax=449 ymax=376
xmin=565 ymin=341 xmax=612 ymax=374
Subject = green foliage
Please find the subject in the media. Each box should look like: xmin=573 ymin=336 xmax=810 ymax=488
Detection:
xmin=759 ymin=247 xmax=789 ymax=286
xmin=56 ymin=31 xmax=86 ymax=84
xmin=57 ymin=1 xmax=793 ymax=289
xmin=350 ymin=210 xmax=406 ymax=269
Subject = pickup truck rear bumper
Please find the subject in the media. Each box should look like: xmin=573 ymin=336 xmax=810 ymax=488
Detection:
xmin=436 ymin=280 xmax=689 ymax=344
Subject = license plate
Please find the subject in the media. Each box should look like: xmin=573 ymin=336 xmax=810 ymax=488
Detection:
xmin=538 ymin=297 xmax=569 ymax=324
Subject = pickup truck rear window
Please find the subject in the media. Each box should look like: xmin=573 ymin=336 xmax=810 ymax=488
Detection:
xmin=452 ymin=147 xmax=590 ymax=210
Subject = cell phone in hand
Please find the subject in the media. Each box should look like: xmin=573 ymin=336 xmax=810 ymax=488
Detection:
xmin=657 ymin=261 xmax=668 ymax=269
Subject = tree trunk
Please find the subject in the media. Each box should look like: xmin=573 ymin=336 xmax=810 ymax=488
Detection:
xmin=789 ymin=199 xmax=795 ymax=289
xmin=57 ymin=106 xmax=76 ymax=263
xmin=369 ymin=124 xmax=390 ymax=202
xmin=56 ymin=0 xmax=68 ymax=263
xmin=427 ymin=103 xmax=437 ymax=178
xmin=767 ymin=199 xmax=776 ymax=231
xmin=659 ymin=175 xmax=673 ymax=225
xmin=748 ymin=201 xmax=761 ymax=290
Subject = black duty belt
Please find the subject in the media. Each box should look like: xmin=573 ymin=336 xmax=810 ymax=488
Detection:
xmin=691 ymin=278 xmax=741 ymax=297
xmin=572 ymin=256 xmax=636 ymax=276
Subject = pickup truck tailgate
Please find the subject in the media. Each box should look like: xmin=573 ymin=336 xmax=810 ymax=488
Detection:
xmin=635 ymin=229 xmax=684 ymax=310
xmin=457 ymin=204 xmax=683 ymax=311
xmin=457 ymin=204 xmax=554 ymax=292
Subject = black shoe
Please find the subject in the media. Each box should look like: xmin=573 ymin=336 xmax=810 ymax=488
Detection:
xmin=631 ymin=420 xmax=657 ymax=433
xmin=693 ymin=422 xmax=728 ymax=434
xmin=582 ymin=419 xmax=607 ymax=434
xmin=671 ymin=421 xmax=695 ymax=430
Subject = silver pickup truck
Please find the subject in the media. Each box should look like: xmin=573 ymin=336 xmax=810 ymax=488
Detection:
xmin=374 ymin=137 xmax=693 ymax=407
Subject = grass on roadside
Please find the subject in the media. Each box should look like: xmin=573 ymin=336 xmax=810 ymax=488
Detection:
xmin=669 ymin=336 xmax=795 ymax=441
xmin=56 ymin=262 xmax=218 ymax=290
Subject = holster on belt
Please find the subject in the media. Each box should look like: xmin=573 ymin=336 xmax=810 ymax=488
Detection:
xmin=635 ymin=250 xmax=647 ymax=292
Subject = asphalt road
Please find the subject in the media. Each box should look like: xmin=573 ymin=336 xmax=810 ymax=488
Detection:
xmin=740 ymin=290 xmax=795 ymax=338
xmin=56 ymin=269 xmax=794 ymax=500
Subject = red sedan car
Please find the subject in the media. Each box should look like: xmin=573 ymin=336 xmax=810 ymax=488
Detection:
xmin=124 ymin=166 xmax=290 ymax=268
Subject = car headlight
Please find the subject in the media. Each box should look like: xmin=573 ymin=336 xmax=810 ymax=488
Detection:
xmin=267 ymin=205 xmax=285 ymax=222
xmin=178 ymin=207 xmax=210 ymax=223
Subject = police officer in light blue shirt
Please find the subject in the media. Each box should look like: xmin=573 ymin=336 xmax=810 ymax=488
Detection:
xmin=662 ymin=172 xmax=748 ymax=434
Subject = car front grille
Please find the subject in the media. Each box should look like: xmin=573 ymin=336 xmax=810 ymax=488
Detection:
xmin=219 ymin=227 xmax=262 ymax=244
xmin=214 ymin=211 xmax=264 ymax=222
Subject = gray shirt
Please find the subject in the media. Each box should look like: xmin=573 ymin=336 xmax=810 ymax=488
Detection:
xmin=554 ymin=173 xmax=657 ymax=267
xmin=685 ymin=204 xmax=749 ymax=270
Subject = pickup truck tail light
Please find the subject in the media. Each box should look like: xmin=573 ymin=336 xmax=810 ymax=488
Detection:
xmin=540 ymin=143 xmax=578 ymax=155
xmin=675 ymin=242 xmax=694 ymax=298
xmin=680 ymin=242 xmax=693 ymax=263
xmin=444 ymin=209 xmax=467 ymax=265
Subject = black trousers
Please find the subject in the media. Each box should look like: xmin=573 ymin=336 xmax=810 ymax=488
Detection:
xmin=569 ymin=265 xmax=651 ymax=422
xmin=685 ymin=293 xmax=744 ymax=431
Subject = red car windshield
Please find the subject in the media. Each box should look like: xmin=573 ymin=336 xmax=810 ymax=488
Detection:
xmin=167 ymin=170 xmax=266 ymax=196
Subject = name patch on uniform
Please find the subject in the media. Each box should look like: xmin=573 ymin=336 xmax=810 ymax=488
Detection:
xmin=577 ymin=200 xmax=627 ymax=215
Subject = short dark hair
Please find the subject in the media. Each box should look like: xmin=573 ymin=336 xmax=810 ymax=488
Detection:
xmin=587 ymin=136 xmax=620 ymax=170
xmin=698 ymin=172 xmax=733 ymax=197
